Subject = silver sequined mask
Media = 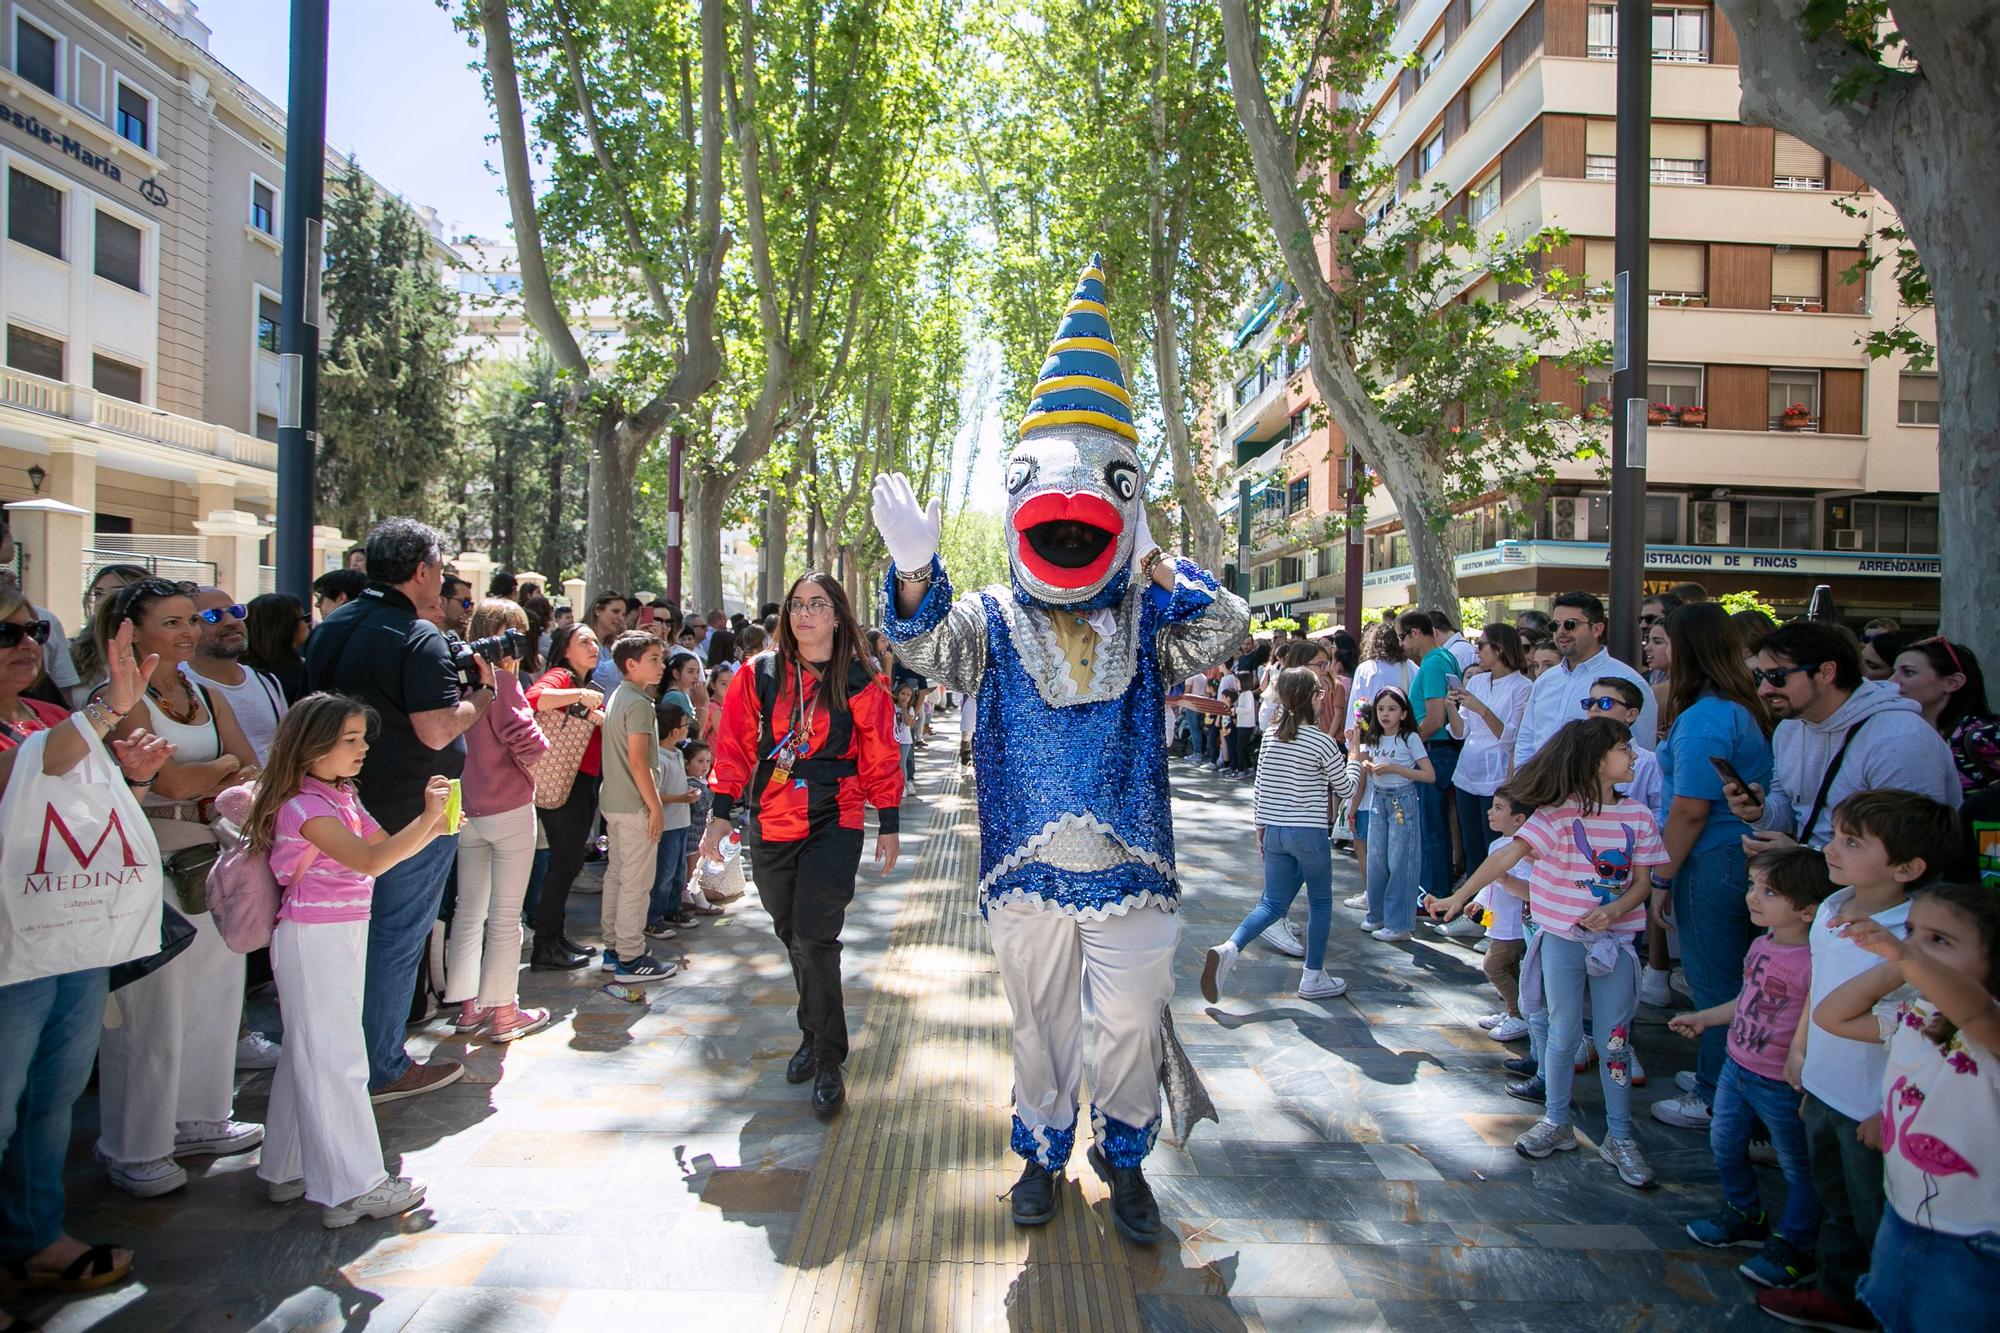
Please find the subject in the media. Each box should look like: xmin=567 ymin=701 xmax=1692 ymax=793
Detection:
xmin=1004 ymin=424 xmax=1142 ymax=609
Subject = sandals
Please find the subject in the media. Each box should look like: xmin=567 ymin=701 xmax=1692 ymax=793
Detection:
xmin=5 ymin=1242 xmax=133 ymax=1292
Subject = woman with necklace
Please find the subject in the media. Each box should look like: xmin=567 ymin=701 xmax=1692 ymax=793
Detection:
xmin=700 ymin=572 xmax=904 ymax=1120
xmin=91 ymin=578 xmax=264 ymax=1199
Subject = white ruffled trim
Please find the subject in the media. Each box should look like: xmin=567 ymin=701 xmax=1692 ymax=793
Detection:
xmin=983 ymin=886 xmax=1181 ymax=922
xmin=994 ymin=590 xmax=1140 ymax=708
xmin=976 ymin=811 xmax=1177 ymax=896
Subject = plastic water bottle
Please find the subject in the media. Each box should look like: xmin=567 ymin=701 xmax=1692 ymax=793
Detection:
xmin=595 ymin=833 xmax=610 ymax=855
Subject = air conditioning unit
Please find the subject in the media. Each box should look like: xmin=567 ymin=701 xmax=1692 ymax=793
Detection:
xmin=1694 ymin=500 xmax=1732 ymax=546
xmin=1548 ymin=496 xmax=1600 ymax=542
xmin=1834 ymin=528 xmax=1864 ymax=551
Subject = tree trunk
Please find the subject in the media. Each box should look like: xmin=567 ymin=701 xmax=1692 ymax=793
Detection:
xmin=683 ymin=468 xmax=728 ymax=616
xmin=760 ymin=484 xmax=788 ymax=610
xmin=584 ymin=410 xmax=648 ymax=600
xmin=1217 ymin=0 xmax=1459 ymax=613
xmin=537 ymin=407 xmax=566 ymax=578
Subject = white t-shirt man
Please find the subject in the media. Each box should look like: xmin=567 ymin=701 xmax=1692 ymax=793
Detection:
xmin=182 ymin=662 xmax=288 ymax=764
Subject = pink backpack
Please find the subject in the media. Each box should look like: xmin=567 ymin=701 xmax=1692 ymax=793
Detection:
xmin=208 ymin=783 xmax=281 ymax=952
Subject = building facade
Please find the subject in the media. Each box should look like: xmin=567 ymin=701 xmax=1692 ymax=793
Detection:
xmin=1344 ymin=0 xmax=1940 ymax=625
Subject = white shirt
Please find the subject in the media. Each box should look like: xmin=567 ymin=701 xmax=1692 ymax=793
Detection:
xmin=1350 ymin=657 xmax=1415 ymax=726
xmin=36 ymin=605 xmax=75 ymax=690
xmin=182 ymin=661 xmax=288 ymax=764
xmin=1618 ymin=747 xmax=1665 ymax=825
xmin=1804 ymin=888 xmax=1911 ymax=1121
xmin=1235 ymin=688 xmax=1259 ymax=729
xmin=1513 ymin=646 xmax=1659 ymax=766
xmin=1448 ymin=669 xmax=1531 ymax=796
xmin=1440 ymin=632 xmax=1477 ymax=676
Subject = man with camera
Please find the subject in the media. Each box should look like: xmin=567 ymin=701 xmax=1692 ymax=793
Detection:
xmin=305 ymin=518 xmax=496 ymax=1103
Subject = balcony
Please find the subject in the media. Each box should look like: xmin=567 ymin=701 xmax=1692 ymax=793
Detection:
xmin=1771 ymin=295 xmax=1827 ymax=313
xmin=1774 ymin=176 xmax=1828 ymax=192
xmin=1584 ymin=156 xmax=1708 ymax=185
xmin=0 ymin=368 xmax=276 ymax=470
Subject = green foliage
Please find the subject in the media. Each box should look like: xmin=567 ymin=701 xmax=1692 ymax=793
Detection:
xmin=317 ymin=160 xmax=469 ymax=538
xmin=1717 ymin=589 xmax=1778 ymax=621
xmin=938 ymin=507 xmax=1008 ymax=593
xmin=1831 ymin=191 xmax=1932 ymax=371
xmin=1456 ymin=597 xmax=1487 ymax=632
xmin=460 ymin=356 xmax=589 ymax=581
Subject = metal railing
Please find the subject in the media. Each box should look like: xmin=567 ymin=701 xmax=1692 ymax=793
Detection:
xmin=1649 ymin=291 xmax=1707 ymax=307
xmin=0 ymin=368 xmax=278 ymax=471
xmin=1770 ymin=295 xmax=1826 ymax=313
xmin=80 ymin=545 xmax=216 ymax=591
xmin=1774 ymin=175 xmax=1827 ymax=191
xmin=1650 ymin=159 xmax=1708 ymax=185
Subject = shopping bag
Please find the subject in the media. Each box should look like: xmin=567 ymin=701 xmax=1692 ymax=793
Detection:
xmin=0 ymin=722 xmax=163 ymax=986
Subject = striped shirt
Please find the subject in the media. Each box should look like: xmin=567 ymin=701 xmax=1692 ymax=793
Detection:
xmin=1253 ymin=725 xmax=1356 ymax=828
xmin=1512 ymin=799 xmax=1666 ymax=939
xmin=272 ymin=776 xmax=384 ymax=925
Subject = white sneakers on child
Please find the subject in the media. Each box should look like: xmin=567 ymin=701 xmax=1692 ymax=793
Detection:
xmin=1259 ymin=920 xmax=1306 ymax=957
xmin=1297 ymin=969 xmax=1347 ymax=1000
xmin=1342 ymin=892 xmax=1370 ymax=911
xmin=1370 ymin=927 xmax=1413 ymax=943
xmin=323 ymin=1176 xmax=426 ymax=1229
xmin=1200 ymin=942 xmax=1238 ymax=1003
xmin=173 ymin=1119 xmax=265 ymax=1158
xmin=1639 ymin=966 xmax=1673 ymax=1008
xmin=1488 ymin=1015 xmax=1530 ymax=1042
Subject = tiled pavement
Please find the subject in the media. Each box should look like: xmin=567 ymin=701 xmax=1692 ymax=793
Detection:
xmin=21 ymin=714 xmax=1782 ymax=1330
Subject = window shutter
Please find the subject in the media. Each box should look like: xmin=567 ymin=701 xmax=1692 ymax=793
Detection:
xmin=1652 ymin=122 xmax=1707 ymax=161
xmin=1585 ymin=119 xmax=1616 ymax=156
xmin=1772 ymin=250 xmax=1823 ymax=299
xmin=1772 ymin=132 xmax=1823 ymax=179
xmin=1468 ymin=60 xmax=1503 ymax=120
xmin=1649 ymin=243 xmax=1705 ymax=293
xmin=1584 ymin=238 xmax=1616 ymax=287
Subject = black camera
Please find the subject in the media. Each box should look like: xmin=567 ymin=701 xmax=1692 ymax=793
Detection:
xmin=445 ymin=629 xmax=527 ymax=686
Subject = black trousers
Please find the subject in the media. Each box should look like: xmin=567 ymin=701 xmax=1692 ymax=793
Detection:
xmin=750 ymin=822 xmax=864 ymax=1066
xmin=534 ymin=773 xmax=601 ymax=939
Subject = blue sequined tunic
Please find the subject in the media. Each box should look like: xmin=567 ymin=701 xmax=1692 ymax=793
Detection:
xmin=881 ymin=555 xmax=1250 ymax=919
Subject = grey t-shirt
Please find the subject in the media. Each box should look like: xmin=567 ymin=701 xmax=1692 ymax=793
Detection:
xmin=598 ymin=681 xmax=659 ymax=815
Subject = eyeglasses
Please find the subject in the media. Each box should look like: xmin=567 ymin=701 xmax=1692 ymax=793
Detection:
xmin=1552 ymin=617 xmax=1591 ymax=632
xmin=196 ymin=604 xmax=248 ymax=624
xmin=788 ymin=598 xmax=834 ymax=617
xmin=1579 ymin=696 xmax=1622 ymax=713
xmin=0 ymin=619 xmax=52 ymax=648
xmin=1750 ymin=662 xmax=1824 ymax=688
xmin=1916 ymin=636 xmax=1964 ymax=675
xmin=1637 ymin=613 xmax=1662 ymax=626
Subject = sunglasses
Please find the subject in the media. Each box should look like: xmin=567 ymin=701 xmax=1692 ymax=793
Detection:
xmin=111 ymin=578 xmax=198 ymax=618
xmin=456 ymin=598 xmax=475 ymax=612
xmin=1552 ymin=617 xmax=1592 ymax=632
xmin=1579 ymin=696 xmax=1623 ymax=713
xmin=196 ymin=604 xmax=248 ymax=624
xmin=0 ymin=619 xmax=52 ymax=648
xmin=1750 ymin=662 xmax=1824 ymax=688
xmin=1916 ymin=635 xmax=1964 ymax=675
xmin=1637 ymin=613 xmax=1662 ymax=626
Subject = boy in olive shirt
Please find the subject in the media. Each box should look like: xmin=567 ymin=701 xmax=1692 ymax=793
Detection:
xmin=598 ymin=632 xmax=673 ymax=981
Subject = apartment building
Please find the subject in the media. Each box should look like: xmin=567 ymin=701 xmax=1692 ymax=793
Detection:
xmin=1345 ymin=0 xmax=1941 ymax=625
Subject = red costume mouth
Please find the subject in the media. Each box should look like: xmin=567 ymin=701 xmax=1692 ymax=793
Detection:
xmin=1011 ymin=491 xmax=1124 ymax=589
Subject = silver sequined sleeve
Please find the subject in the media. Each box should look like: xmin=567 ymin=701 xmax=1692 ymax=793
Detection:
xmin=1155 ymin=560 xmax=1252 ymax=683
xmin=879 ymin=562 xmax=988 ymax=696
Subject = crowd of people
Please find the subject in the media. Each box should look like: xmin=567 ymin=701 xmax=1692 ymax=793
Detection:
xmin=1188 ymin=586 xmax=1995 ymax=1333
xmin=2 ymin=514 xmax=1994 ymax=1333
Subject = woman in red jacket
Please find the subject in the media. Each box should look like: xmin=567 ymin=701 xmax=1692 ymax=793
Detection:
xmin=701 ymin=573 xmax=903 ymax=1119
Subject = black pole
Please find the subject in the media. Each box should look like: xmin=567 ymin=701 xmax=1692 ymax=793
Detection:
xmin=275 ymin=0 xmax=329 ymax=605
xmin=1235 ymin=477 xmax=1253 ymax=600
xmin=1342 ymin=451 xmax=1363 ymax=632
xmin=1607 ymin=0 xmax=1650 ymax=666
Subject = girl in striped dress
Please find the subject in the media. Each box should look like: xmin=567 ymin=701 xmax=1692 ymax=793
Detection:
xmin=1202 ymin=668 xmax=1356 ymax=1002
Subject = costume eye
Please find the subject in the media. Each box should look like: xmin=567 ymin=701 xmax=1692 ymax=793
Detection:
xmin=1006 ymin=458 xmax=1035 ymax=493
xmin=1105 ymin=462 xmax=1139 ymax=502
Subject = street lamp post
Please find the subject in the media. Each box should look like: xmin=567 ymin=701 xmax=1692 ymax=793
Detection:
xmin=275 ymin=0 xmax=329 ymax=604
xmin=1607 ymin=0 xmax=1651 ymax=665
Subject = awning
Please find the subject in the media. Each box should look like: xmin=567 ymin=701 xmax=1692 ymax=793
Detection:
xmin=1231 ymin=285 xmax=1284 ymax=350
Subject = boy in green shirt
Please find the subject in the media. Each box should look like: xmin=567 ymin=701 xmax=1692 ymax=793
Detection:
xmin=598 ymin=632 xmax=674 ymax=982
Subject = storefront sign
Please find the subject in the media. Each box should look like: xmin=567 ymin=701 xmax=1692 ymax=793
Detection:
xmin=1364 ymin=541 xmax=1939 ymax=593
xmin=0 ymin=98 xmax=170 ymax=209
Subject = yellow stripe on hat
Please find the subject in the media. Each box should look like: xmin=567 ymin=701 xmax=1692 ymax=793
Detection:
xmin=1046 ymin=337 xmax=1121 ymax=357
xmin=1079 ymin=265 xmax=1106 ymax=284
xmin=1020 ymin=409 xmax=1140 ymax=443
xmin=1065 ymin=299 xmax=1111 ymax=319
xmin=1028 ymin=374 xmax=1135 ymax=408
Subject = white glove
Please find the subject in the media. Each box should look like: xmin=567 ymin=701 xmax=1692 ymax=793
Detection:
xmin=872 ymin=473 xmax=941 ymax=573
xmin=1129 ymin=501 xmax=1161 ymax=582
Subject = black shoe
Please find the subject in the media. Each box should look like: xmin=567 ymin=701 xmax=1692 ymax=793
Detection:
xmin=1010 ymin=1159 xmax=1060 ymax=1226
xmin=811 ymin=1061 xmax=845 ymax=1119
xmin=1087 ymin=1146 xmax=1163 ymax=1245
xmin=785 ymin=1036 xmax=816 ymax=1084
xmin=559 ymin=935 xmax=598 ymax=958
xmin=1501 ymin=1055 xmax=1538 ymax=1078
xmin=529 ymin=939 xmax=587 ymax=971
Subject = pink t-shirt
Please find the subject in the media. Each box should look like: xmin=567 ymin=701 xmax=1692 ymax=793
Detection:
xmin=273 ymin=776 xmax=383 ymax=924
xmin=1726 ymin=935 xmax=1812 ymax=1081
xmin=1512 ymin=799 xmax=1665 ymax=939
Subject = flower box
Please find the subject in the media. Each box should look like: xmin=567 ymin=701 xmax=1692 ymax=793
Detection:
xmin=1678 ymin=406 xmax=1707 ymax=427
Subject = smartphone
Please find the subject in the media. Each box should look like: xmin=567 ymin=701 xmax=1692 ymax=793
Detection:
xmin=1708 ymin=755 xmax=1748 ymax=792
xmin=637 ymin=605 xmax=657 ymax=626
xmin=444 ymin=778 xmax=463 ymax=834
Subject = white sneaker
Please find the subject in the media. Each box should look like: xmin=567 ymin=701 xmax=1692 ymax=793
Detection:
xmin=1200 ymin=942 xmax=1238 ymax=1003
xmin=1675 ymin=1070 xmax=1699 ymax=1094
xmin=173 ymin=1119 xmax=264 ymax=1158
xmin=1357 ymin=918 xmax=1384 ymax=933
xmin=1473 ymin=937 xmax=1491 ymax=954
xmin=322 ymin=1176 xmax=426 ymax=1229
xmin=1259 ymin=920 xmax=1306 ymax=958
xmin=1669 ymin=967 xmax=1692 ymax=1001
xmin=235 ymin=1032 xmax=283 ymax=1070
xmin=1489 ymin=1015 xmax=1531 ymax=1042
xmin=1371 ymin=927 xmax=1412 ymax=942
xmin=1639 ymin=967 xmax=1673 ymax=1008
xmin=1476 ymin=1012 xmax=1507 ymax=1030
xmin=104 ymin=1154 xmax=187 ymax=1198
xmin=266 ymin=1177 xmax=307 ymax=1203
xmin=1297 ymin=969 xmax=1348 ymax=1000
xmin=1438 ymin=915 xmax=1484 ymax=940
xmin=1650 ymin=1092 xmax=1713 ymax=1129
xmin=1342 ymin=893 xmax=1370 ymax=911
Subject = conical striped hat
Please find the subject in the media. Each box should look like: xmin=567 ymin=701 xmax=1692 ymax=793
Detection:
xmin=1020 ymin=254 xmax=1138 ymax=445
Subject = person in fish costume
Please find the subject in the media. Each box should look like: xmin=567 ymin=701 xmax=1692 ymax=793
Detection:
xmin=872 ymin=255 xmax=1248 ymax=1243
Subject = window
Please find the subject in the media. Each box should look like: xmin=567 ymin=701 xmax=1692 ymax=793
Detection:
xmin=94 ymin=211 xmax=142 ymax=291
xmin=1468 ymin=60 xmax=1502 ymax=121
xmin=1470 ymin=173 xmax=1500 ymax=222
xmin=7 ymin=169 xmax=63 ymax=259
xmin=250 ymin=180 xmax=276 ymax=234
xmin=1651 ymin=5 xmax=1709 ymax=61
xmin=257 ymin=296 xmax=282 ymax=354
xmin=1280 ymin=556 xmax=1304 ymax=585
xmin=1644 ymin=494 xmax=1681 ymax=544
xmin=255 ymin=412 xmax=279 ymax=442
xmin=1253 ymin=563 xmax=1274 ymax=592
xmin=1286 ymin=339 xmax=1311 ymax=376
xmin=1736 ymin=497 xmax=1815 ymax=550
xmin=5 ymin=325 xmax=64 ymax=379
xmin=92 ymin=354 xmax=143 ymax=403
xmin=1288 ymin=476 xmax=1311 ymax=513
xmin=1417 ymin=34 xmax=1443 ymax=88
xmin=1650 ymin=123 xmax=1708 ymax=184
xmin=1851 ymin=500 xmax=1938 ymax=554
xmin=1583 ymin=366 xmax=1612 ymax=410
xmin=1772 ymin=132 xmax=1826 ymax=189
xmin=1650 ymin=243 xmax=1706 ymax=303
xmin=114 ymin=81 xmax=152 ymax=152
xmin=1771 ymin=249 xmax=1824 ymax=310
xmin=1769 ymin=369 xmax=1820 ymax=428
xmin=1419 ymin=129 xmax=1444 ymax=175
xmin=1234 ymin=370 xmax=1258 ymax=407
xmin=1646 ymin=363 xmax=1703 ymax=408
xmin=1587 ymin=4 xmax=1617 ymax=58
xmin=1585 ymin=119 xmax=1617 ymax=180
xmin=12 ymin=13 xmax=59 ymax=94
xmin=1583 ymin=237 xmax=1615 ymax=297
xmin=1897 ymin=372 xmax=1939 ymax=426
xmin=1366 ymin=86 xmax=1401 ymax=142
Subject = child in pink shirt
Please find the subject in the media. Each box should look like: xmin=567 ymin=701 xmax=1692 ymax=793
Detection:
xmin=246 ymin=694 xmax=450 ymax=1228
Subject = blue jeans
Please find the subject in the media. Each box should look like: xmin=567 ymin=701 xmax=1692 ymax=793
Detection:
xmin=522 ymin=846 xmax=550 ymax=926
xmin=1672 ymin=842 xmax=1754 ymax=1102
xmin=0 ymin=968 xmax=109 ymax=1261
xmin=1418 ymin=741 xmax=1460 ymax=896
xmin=1453 ymin=785 xmax=1493 ymax=870
xmin=1230 ymin=826 xmax=1335 ymax=969
xmin=364 ymin=832 xmax=459 ymax=1090
xmin=1539 ymin=932 xmax=1639 ymax=1139
xmin=1364 ymin=785 xmax=1423 ymax=931
xmin=1711 ymin=1057 xmax=1818 ymax=1245
xmin=649 ymin=826 xmax=690 ymax=923
xmin=1861 ymin=1207 xmax=2000 ymax=1333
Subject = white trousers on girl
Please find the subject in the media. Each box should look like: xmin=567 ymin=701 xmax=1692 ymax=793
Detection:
xmin=259 ymin=918 xmax=387 ymax=1206
xmin=97 ymin=902 xmax=245 ymax=1165
xmin=447 ymin=803 xmax=538 ymax=1007
xmin=986 ymin=899 xmax=1179 ymax=1170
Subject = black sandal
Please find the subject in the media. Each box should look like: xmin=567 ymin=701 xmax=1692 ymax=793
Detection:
xmin=4 ymin=1242 xmax=132 ymax=1292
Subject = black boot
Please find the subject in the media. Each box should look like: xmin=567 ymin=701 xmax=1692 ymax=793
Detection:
xmin=529 ymin=938 xmax=587 ymax=971
xmin=559 ymin=935 xmax=598 ymax=958
xmin=1087 ymin=1146 xmax=1163 ymax=1244
xmin=785 ymin=1036 xmax=816 ymax=1084
xmin=1009 ymin=1159 xmax=1059 ymax=1226
xmin=811 ymin=1061 xmax=845 ymax=1119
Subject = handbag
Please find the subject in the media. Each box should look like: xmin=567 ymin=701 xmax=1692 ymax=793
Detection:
xmin=162 ymin=841 xmax=219 ymax=915
xmin=109 ymin=902 xmax=197 ymax=992
xmin=531 ymin=680 xmax=596 ymax=810
xmin=0 ymin=722 xmax=164 ymax=987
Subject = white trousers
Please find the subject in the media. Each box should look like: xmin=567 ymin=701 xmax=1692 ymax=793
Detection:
xmin=259 ymin=919 xmax=387 ymax=1206
xmin=600 ymin=812 xmax=658 ymax=961
xmin=447 ymin=803 xmax=538 ymax=1006
xmin=986 ymin=900 xmax=1179 ymax=1167
xmin=97 ymin=900 xmax=244 ymax=1164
